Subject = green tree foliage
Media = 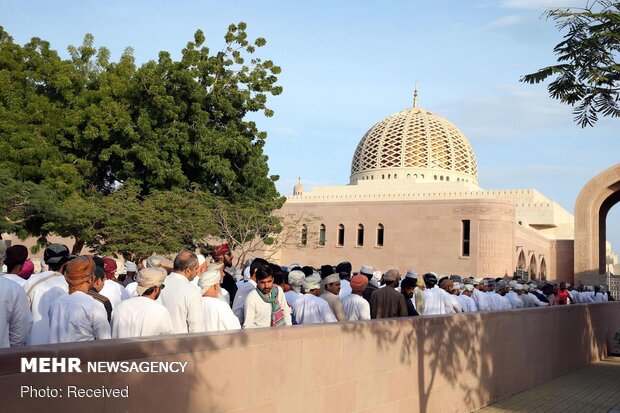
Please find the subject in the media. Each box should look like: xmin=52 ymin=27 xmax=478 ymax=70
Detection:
xmin=521 ymin=0 xmax=620 ymax=127
xmin=0 ymin=23 xmax=285 ymax=255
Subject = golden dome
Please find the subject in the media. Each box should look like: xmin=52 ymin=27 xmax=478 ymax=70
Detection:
xmin=350 ymin=107 xmax=478 ymax=185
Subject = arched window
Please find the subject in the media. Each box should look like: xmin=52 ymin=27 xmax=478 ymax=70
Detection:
xmin=382 ymin=174 xmax=385 ymax=179
xmin=301 ymin=224 xmax=308 ymax=246
xmin=529 ymin=255 xmax=537 ymax=278
xmin=319 ymin=224 xmax=326 ymax=246
xmin=540 ymin=258 xmax=547 ymax=280
xmin=357 ymin=224 xmax=364 ymax=246
xmin=446 ymin=176 xmax=449 ymax=181
xmin=434 ymin=175 xmax=437 ymax=180
xmin=376 ymin=223 xmax=384 ymax=247
xmin=394 ymin=173 xmax=397 ymax=179
xmin=421 ymin=174 xmax=424 ymax=179
xmin=388 ymin=174 xmax=391 ymax=179
xmin=337 ymin=224 xmax=345 ymax=246
xmin=440 ymin=176 xmax=444 ymax=181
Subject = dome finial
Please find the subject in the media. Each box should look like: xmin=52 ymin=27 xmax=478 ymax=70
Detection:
xmin=413 ymin=81 xmax=419 ymax=109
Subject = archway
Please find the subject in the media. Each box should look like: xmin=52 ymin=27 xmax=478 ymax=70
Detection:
xmin=529 ymin=254 xmax=537 ymax=279
xmin=574 ymin=163 xmax=620 ymax=279
xmin=540 ymin=258 xmax=547 ymax=281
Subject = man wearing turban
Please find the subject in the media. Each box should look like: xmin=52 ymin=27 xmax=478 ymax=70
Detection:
xmin=48 ymin=256 xmax=111 ymax=343
xmin=197 ymin=267 xmax=241 ymax=332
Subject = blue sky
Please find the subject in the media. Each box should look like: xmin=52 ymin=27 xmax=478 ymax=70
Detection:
xmin=2 ymin=0 xmax=619 ymax=253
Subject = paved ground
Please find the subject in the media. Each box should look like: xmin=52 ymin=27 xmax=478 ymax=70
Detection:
xmin=476 ymin=357 xmax=620 ymax=413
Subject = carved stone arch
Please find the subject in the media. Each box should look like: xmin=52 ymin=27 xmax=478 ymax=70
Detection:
xmin=574 ymin=163 xmax=620 ymax=279
xmin=516 ymin=249 xmax=526 ymax=270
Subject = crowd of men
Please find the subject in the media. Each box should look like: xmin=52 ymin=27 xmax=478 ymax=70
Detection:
xmin=0 ymin=241 xmax=615 ymax=348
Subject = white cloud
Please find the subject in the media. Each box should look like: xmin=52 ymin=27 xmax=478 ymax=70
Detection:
xmin=499 ymin=0 xmax=585 ymax=9
xmin=487 ymin=15 xmax=522 ymax=28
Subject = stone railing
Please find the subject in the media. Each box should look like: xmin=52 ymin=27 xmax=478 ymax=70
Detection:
xmin=1 ymin=302 xmax=618 ymax=413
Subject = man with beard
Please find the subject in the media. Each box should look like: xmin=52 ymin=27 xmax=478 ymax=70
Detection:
xmin=399 ymin=276 xmax=419 ymax=316
xmin=111 ymin=268 xmax=173 ymax=338
xmin=212 ymin=243 xmax=239 ymax=305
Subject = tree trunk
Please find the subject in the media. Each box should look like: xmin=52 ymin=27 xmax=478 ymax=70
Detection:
xmin=72 ymin=236 xmax=85 ymax=255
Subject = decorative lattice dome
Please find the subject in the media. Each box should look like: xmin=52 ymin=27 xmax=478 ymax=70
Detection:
xmin=350 ymin=107 xmax=478 ymax=185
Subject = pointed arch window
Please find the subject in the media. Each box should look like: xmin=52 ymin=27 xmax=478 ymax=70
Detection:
xmin=337 ymin=224 xmax=345 ymax=246
xmin=319 ymin=224 xmax=326 ymax=246
xmin=376 ymin=223 xmax=384 ymax=247
xmin=357 ymin=224 xmax=364 ymax=246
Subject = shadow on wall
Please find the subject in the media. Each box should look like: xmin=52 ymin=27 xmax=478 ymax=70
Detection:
xmin=339 ymin=312 xmax=494 ymax=412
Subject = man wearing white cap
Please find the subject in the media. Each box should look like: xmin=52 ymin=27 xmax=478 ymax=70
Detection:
xmin=285 ymin=270 xmax=304 ymax=306
xmin=520 ymin=284 xmax=549 ymax=307
xmin=360 ymin=265 xmax=377 ymax=302
xmin=122 ymin=261 xmax=138 ymax=287
xmin=458 ymin=285 xmax=478 ymax=313
xmin=320 ymin=273 xmax=346 ymax=321
xmin=198 ymin=268 xmax=241 ymax=332
xmin=291 ymin=274 xmax=337 ymax=324
xmin=111 ymin=268 xmax=173 ymax=338
xmin=472 ymin=278 xmax=492 ymax=311
xmin=506 ymin=282 xmax=525 ymax=309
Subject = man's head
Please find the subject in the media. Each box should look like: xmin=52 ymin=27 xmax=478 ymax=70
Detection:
xmin=323 ymin=273 xmax=341 ymax=295
xmin=514 ymin=283 xmax=524 ymax=295
xmin=303 ymin=274 xmax=322 ymax=296
xmin=288 ymin=270 xmax=305 ymax=293
xmin=496 ymin=280 xmax=508 ymax=296
xmin=320 ymin=264 xmax=335 ymax=279
xmin=350 ymin=275 xmax=368 ymax=295
xmin=439 ymin=278 xmax=454 ymax=294
xmin=336 ymin=261 xmax=352 ymax=281
xmin=91 ymin=265 xmax=106 ymax=292
xmin=63 ymin=256 xmax=96 ymax=294
xmin=198 ymin=267 xmax=222 ymax=298
xmin=383 ymin=269 xmax=400 ymax=288
xmin=360 ymin=265 xmax=374 ymax=281
xmin=559 ymin=282 xmax=567 ymax=290
xmin=44 ymin=243 xmax=70 ymax=271
xmin=400 ymin=277 xmax=416 ymax=299
xmin=255 ymin=264 xmax=274 ymax=295
xmin=145 ymin=255 xmax=173 ymax=274
xmin=250 ymin=258 xmax=269 ymax=281
xmin=463 ymin=284 xmax=474 ymax=297
xmin=423 ymin=273 xmax=438 ymax=288
xmin=136 ymin=268 xmax=167 ymax=300
xmin=173 ymin=251 xmax=199 ymax=281
xmin=124 ymin=261 xmax=138 ymax=280
xmin=213 ymin=243 xmax=233 ymax=267
xmin=102 ymin=257 xmax=118 ymax=280
xmin=4 ymin=245 xmax=28 ymax=273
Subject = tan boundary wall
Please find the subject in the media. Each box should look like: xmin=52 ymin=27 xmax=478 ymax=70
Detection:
xmin=1 ymin=302 xmax=618 ymax=413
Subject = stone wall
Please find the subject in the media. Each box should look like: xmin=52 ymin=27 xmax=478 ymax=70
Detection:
xmin=1 ymin=302 xmax=618 ymax=413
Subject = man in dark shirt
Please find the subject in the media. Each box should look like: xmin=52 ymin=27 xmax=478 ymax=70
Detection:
xmin=369 ymin=269 xmax=408 ymax=319
xmin=400 ymin=276 xmax=419 ymax=316
xmin=361 ymin=265 xmax=378 ymax=302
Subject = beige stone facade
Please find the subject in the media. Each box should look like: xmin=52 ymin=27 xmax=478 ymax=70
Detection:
xmin=276 ymin=103 xmax=582 ymax=281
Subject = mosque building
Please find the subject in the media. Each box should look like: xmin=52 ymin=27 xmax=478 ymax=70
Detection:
xmin=276 ymin=91 xmax=581 ymax=282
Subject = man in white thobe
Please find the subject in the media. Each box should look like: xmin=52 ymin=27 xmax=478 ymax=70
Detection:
xmin=520 ymin=284 xmax=549 ymax=307
xmin=0 ymin=276 xmax=32 ymax=347
xmin=457 ymin=284 xmax=478 ymax=313
xmin=285 ymin=270 xmax=304 ymax=307
xmin=98 ymin=257 xmax=129 ymax=309
xmin=243 ymin=264 xmax=291 ymax=329
xmin=422 ymin=273 xmax=455 ymax=316
xmin=48 ymin=256 xmax=111 ymax=343
xmin=197 ymin=268 xmax=241 ymax=332
xmin=506 ymin=284 xmax=525 ymax=309
xmin=472 ymin=279 xmax=492 ymax=311
xmin=336 ymin=261 xmax=353 ymax=300
xmin=111 ymin=268 xmax=173 ymax=338
xmin=292 ymin=274 xmax=337 ymax=324
xmin=23 ymin=244 xmax=70 ymax=345
xmin=439 ymin=278 xmax=463 ymax=313
xmin=233 ymin=258 xmax=268 ymax=324
xmin=342 ymin=275 xmax=371 ymax=321
xmin=158 ymin=251 xmax=204 ymax=334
